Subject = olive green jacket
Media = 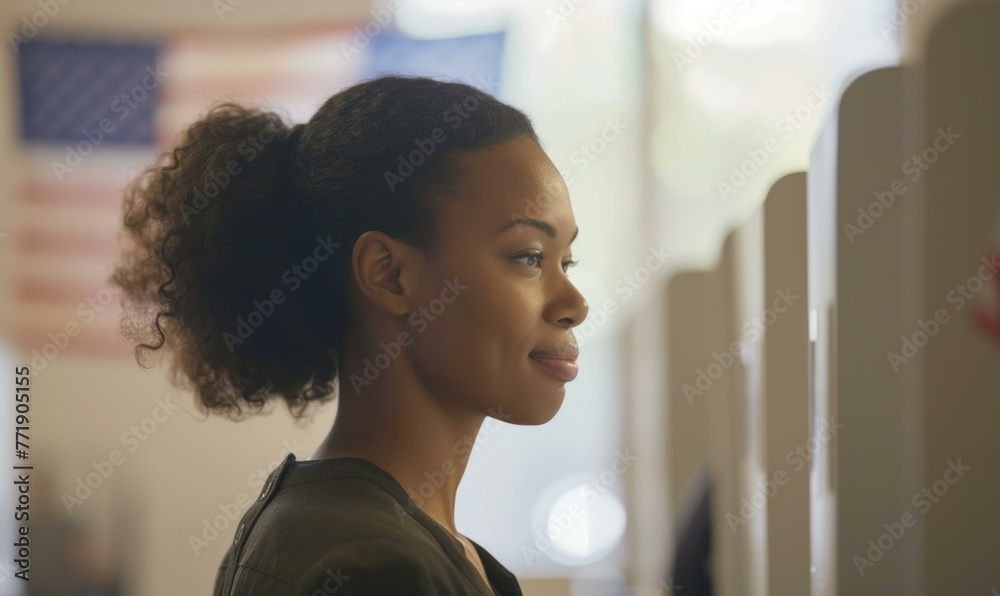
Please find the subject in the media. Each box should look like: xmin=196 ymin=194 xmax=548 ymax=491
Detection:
xmin=213 ymin=453 xmax=522 ymax=595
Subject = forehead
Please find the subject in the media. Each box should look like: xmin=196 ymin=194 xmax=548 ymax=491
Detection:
xmin=437 ymin=137 xmax=574 ymax=238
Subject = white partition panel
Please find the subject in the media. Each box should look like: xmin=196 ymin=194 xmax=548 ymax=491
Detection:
xmin=666 ymin=271 xmax=719 ymax=516
xmin=688 ymin=174 xmax=813 ymax=594
xmin=667 ymin=231 xmax=762 ymax=596
xmin=836 ymin=66 xmax=915 ymax=596
xmin=760 ymin=172 xmax=811 ymax=596
xmin=682 ymin=210 xmax=766 ymax=596
xmin=809 ymin=65 xmax=911 ymax=596
xmin=665 ymin=270 xmax=727 ymax=595
xmin=708 ymin=233 xmax=740 ymax=596
xmin=730 ymin=202 xmax=767 ymax=596
xmin=920 ymin=3 xmax=1000 ymax=593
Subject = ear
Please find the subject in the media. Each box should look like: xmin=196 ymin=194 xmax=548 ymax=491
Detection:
xmin=351 ymin=230 xmax=422 ymax=318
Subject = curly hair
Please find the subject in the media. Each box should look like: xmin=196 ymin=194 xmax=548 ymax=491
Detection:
xmin=109 ymin=74 xmax=538 ymax=421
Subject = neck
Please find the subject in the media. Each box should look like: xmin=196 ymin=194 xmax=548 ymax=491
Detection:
xmin=311 ymin=349 xmax=485 ymax=536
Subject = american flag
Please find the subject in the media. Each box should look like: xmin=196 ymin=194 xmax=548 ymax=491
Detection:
xmin=14 ymin=39 xmax=162 ymax=366
xmin=11 ymin=27 xmax=505 ymax=367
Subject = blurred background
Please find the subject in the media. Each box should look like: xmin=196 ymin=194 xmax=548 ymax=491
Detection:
xmin=1 ymin=0 xmax=998 ymax=594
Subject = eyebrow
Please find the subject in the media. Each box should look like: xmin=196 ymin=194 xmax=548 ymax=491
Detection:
xmin=496 ymin=217 xmax=579 ymax=244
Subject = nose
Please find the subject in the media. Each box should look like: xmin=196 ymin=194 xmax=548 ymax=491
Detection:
xmin=550 ymin=276 xmax=589 ymax=328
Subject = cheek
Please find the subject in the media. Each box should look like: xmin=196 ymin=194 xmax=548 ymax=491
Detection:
xmin=460 ymin=277 xmax=538 ymax=341
xmin=404 ymin=275 xmax=564 ymax=419
xmin=427 ymin=285 xmax=509 ymax=348
xmin=410 ymin=275 xmax=536 ymax=369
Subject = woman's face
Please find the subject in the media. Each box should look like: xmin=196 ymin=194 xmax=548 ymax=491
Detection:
xmin=407 ymin=136 xmax=589 ymax=426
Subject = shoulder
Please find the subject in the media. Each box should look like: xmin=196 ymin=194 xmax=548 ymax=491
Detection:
xmin=295 ymin=538 xmax=466 ymax=595
xmin=257 ymin=475 xmax=425 ymax=546
xmin=235 ymin=480 xmax=463 ymax=593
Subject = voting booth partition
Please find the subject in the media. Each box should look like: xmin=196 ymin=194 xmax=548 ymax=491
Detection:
xmin=664 ymin=228 xmax=743 ymax=596
xmin=913 ymin=2 xmax=1000 ymax=593
xmin=725 ymin=173 xmax=812 ymax=596
xmin=667 ymin=174 xmax=810 ymax=596
xmin=760 ymin=173 xmax=810 ymax=596
xmin=666 ymin=3 xmax=1000 ymax=594
xmin=665 ymin=268 xmax=726 ymax=595
xmin=809 ymin=63 xmax=914 ymax=596
xmin=812 ymin=2 xmax=1000 ymax=593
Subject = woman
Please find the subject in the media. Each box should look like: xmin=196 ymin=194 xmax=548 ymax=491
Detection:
xmin=109 ymin=74 xmax=589 ymax=595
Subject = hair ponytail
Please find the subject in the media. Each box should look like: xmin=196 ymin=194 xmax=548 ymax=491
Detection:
xmin=111 ymin=103 xmax=340 ymax=421
xmin=110 ymin=75 xmax=538 ymax=421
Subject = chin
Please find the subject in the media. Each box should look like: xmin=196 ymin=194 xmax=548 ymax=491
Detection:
xmin=502 ymin=388 xmax=566 ymax=426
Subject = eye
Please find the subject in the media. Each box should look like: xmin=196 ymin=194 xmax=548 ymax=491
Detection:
xmin=512 ymin=251 xmax=579 ymax=273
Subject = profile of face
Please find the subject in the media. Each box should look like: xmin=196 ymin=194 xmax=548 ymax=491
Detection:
xmin=355 ymin=135 xmax=589 ymax=426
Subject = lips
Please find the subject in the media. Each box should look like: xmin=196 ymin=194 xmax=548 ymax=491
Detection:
xmin=529 ymin=343 xmax=579 ymax=360
xmin=529 ymin=343 xmax=579 ymax=382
